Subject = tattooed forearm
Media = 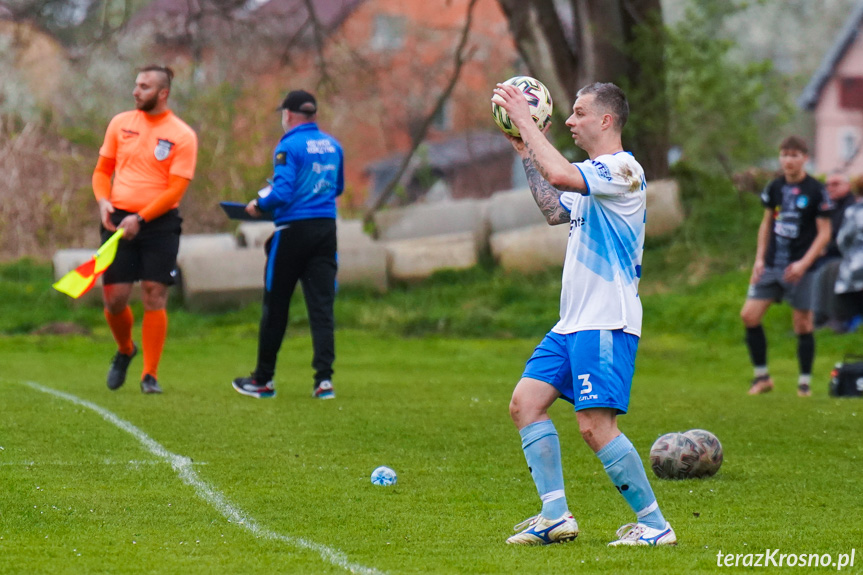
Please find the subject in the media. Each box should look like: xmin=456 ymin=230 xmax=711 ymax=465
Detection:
xmin=523 ymin=157 xmax=569 ymax=225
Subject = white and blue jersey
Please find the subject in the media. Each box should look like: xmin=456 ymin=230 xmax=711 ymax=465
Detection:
xmin=522 ymin=151 xmax=646 ymax=413
xmin=555 ymin=152 xmax=646 ymax=337
xmin=258 ymin=123 xmax=344 ymax=225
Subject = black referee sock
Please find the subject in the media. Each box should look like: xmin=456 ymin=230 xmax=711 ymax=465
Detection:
xmin=745 ymin=325 xmax=767 ymax=368
xmin=797 ymin=332 xmax=815 ymax=377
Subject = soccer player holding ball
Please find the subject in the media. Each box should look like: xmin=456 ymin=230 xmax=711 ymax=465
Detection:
xmin=491 ymin=81 xmax=675 ymax=546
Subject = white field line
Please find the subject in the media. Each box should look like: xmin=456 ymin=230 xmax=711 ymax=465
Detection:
xmin=0 ymin=459 xmax=206 ymax=466
xmin=24 ymin=381 xmax=383 ymax=575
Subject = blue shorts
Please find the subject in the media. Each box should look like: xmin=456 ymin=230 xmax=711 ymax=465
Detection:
xmin=522 ymin=329 xmax=639 ymax=414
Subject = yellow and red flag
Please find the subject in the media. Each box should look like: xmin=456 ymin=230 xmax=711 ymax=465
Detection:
xmin=53 ymin=230 xmax=124 ymax=298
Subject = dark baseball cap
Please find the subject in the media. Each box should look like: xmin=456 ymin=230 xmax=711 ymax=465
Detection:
xmin=277 ymin=90 xmax=317 ymax=114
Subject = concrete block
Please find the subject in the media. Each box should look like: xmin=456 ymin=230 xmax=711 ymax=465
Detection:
xmin=486 ymin=188 xmax=547 ymax=233
xmin=177 ymin=233 xmax=237 ymax=262
xmin=53 ymin=249 xmax=98 ymax=281
xmin=384 ymin=232 xmax=479 ymax=283
xmin=488 ymin=179 xmax=684 ymax=239
xmin=646 ymin=178 xmax=684 ymax=237
xmin=236 ymin=221 xmax=275 ymax=248
xmin=373 ymin=199 xmax=489 ymax=251
xmin=52 ymin=236 xmax=235 ymax=304
xmin=178 ymin=248 xmax=266 ymax=311
xmin=490 ymin=223 xmax=569 ymax=273
xmin=337 ymin=219 xmax=388 ymax=292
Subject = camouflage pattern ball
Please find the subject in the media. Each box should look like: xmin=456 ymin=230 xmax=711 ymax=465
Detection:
xmin=683 ymin=429 xmax=723 ymax=478
xmin=649 ymin=432 xmax=702 ymax=480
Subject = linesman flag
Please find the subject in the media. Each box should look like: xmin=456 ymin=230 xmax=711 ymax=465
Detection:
xmin=53 ymin=230 xmax=124 ymax=298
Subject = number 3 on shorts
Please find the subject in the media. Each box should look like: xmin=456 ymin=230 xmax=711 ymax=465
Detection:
xmin=578 ymin=373 xmax=592 ymax=395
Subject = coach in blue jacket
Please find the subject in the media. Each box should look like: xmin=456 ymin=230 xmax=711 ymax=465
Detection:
xmin=233 ymin=90 xmax=344 ymax=400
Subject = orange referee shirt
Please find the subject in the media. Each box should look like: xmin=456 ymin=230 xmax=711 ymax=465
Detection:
xmin=98 ymin=109 xmax=198 ymax=213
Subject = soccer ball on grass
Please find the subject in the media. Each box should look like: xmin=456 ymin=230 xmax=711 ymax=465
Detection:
xmin=683 ymin=429 xmax=724 ymax=478
xmin=370 ymin=466 xmax=397 ymax=486
xmin=649 ymin=432 xmax=701 ymax=479
xmin=491 ymin=76 xmax=553 ymax=138
xmin=649 ymin=429 xmax=723 ymax=479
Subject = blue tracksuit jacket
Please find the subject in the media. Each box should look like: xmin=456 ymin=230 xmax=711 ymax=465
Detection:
xmin=258 ymin=123 xmax=344 ymax=225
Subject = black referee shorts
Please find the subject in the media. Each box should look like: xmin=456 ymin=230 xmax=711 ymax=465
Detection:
xmin=101 ymin=209 xmax=182 ymax=286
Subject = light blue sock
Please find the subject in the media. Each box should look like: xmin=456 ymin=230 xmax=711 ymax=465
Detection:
xmin=597 ymin=434 xmax=666 ymax=530
xmin=520 ymin=420 xmax=568 ymax=520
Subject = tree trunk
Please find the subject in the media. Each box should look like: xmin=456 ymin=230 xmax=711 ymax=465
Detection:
xmin=496 ymin=0 xmax=579 ymax=115
xmin=620 ymin=0 xmax=669 ymax=179
xmin=497 ymin=0 xmax=669 ymax=178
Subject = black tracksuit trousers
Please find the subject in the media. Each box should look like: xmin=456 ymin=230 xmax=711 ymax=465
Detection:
xmin=254 ymin=218 xmax=337 ymax=386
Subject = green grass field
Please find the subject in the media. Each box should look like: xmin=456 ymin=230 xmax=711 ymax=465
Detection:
xmin=1 ymin=263 xmax=862 ymax=574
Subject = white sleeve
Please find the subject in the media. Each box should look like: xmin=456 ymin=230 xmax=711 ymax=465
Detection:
xmin=576 ymin=156 xmax=644 ymax=197
xmin=560 ymin=192 xmax=575 ymax=212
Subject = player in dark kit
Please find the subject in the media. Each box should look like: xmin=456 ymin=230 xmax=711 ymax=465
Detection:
xmin=740 ymin=136 xmax=833 ymax=397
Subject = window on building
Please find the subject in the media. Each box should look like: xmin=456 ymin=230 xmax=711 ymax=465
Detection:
xmin=370 ymin=14 xmax=406 ymax=51
xmin=839 ymin=77 xmax=863 ymax=109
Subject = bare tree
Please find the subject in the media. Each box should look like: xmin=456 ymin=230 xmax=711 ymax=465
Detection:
xmin=362 ymin=0 xmax=480 ymax=225
xmin=496 ymin=0 xmax=668 ymax=178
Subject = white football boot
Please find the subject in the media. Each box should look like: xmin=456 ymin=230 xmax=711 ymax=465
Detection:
xmin=506 ymin=512 xmax=579 ymax=545
xmin=608 ymin=521 xmax=677 ymax=546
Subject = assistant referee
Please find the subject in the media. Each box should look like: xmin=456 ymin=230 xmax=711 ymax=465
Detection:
xmin=93 ymin=65 xmax=198 ymax=394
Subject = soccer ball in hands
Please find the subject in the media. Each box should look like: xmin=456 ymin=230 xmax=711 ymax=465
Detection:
xmin=649 ymin=430 xmax=723 ymax=479
xmin=370 ymin=466 xmax=397 ymax=486
xmin=491 ymin=76 xmax=553 ymax=138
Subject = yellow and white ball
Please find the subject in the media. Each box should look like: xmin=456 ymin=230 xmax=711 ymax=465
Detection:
xmin=492 ymin=76 xmax=553 ymax=138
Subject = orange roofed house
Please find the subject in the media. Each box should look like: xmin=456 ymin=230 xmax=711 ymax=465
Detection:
xmin=125 ymin=0 xmax=523 ymax=207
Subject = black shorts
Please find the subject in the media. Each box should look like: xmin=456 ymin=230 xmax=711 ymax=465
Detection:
xmin=101 ymin=209 xmax=182 ymax=286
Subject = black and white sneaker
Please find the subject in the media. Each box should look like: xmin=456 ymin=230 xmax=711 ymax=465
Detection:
xmin=232 ymin=376 xmax=275 ymax=398
xmin=140 ymin=374 xmax=163 ymax=394
xmin=107 ymin=344 xmax=137 ymax=390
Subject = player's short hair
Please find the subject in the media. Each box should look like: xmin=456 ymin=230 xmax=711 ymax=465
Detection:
xmin=138 ymin=65 xmax=174 ymax=91
xmin=779 ymin=135 xmax=808 ymax=155
xmin=576 ymin=82 xmax=629 ymax=130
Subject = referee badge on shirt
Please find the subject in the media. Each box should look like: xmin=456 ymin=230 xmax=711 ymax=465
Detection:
xmin=154 ymin=139 xmax=175 ymax=161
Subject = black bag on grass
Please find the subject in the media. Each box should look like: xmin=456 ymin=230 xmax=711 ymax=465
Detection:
xmin=829 ymin=355 xmax=863 ymax=397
